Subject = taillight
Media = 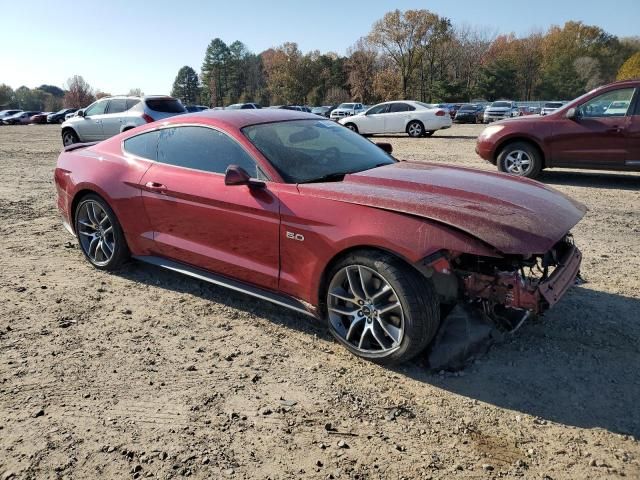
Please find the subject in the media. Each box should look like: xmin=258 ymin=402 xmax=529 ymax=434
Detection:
xmin=435 ymin=109 xmax=446 ymax=117
xmin=142 ymin=113 xmax=154 ymax=123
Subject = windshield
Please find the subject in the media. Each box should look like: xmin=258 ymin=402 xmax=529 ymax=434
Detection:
xmin=544 ymin=102 xmax=563 ymax=108
xmin=459 ymin=104 xmax=476 ymax=111
xmin=242 ymin=119 xmax=395 ymax=183
xmin=337 ymin=103 xmax=355 ymax=109
xmin=311 ymin=107 xmax=328 ymax=113
xmin=491 ymin=101 xmax=511 ymax=108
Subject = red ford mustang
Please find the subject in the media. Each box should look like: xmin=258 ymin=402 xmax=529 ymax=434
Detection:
xmin=54 ymin=110 xmax=586 ymax=364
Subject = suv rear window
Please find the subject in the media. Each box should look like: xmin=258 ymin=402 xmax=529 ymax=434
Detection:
xmin=144 ymin=98 xmax=186 ymax=113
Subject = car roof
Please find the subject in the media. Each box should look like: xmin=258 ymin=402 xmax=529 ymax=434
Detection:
xmin=164 ymin=108 xmax=319 ymax=129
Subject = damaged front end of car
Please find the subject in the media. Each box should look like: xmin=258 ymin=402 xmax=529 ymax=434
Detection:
xmin=421 ymin=235 xmax=582 ymax=369
xmin=456 ymin=234 xmax=582 ymax=329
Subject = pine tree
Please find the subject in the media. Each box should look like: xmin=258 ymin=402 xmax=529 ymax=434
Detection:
xmin=171 ymin=66 xmax=200 ymax=105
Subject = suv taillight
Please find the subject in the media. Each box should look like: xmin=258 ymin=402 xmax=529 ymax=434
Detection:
xmin=435 ymin=109 xmax=446 ymax=117
xmin=142 ymin=113 xmax=154 ymax=123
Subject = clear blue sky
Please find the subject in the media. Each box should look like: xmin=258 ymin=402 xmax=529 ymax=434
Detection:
xmin=3 ymin=0 xmax=638 ymax=95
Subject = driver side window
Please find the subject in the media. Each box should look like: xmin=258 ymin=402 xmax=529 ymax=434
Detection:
xmin=85 ymin=100 xmax=108 ymax=117
xmin=157 ymin=126 xmax=258 ymax=177
xmin=579 ymin=88 xmax=635 ymax=118
xmin=367 ymin=104 xmax=389 ymax=115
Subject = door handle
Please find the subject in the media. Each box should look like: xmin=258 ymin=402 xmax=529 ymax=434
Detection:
xmin=606 ymin=126 xmax=623 ymax=133
xmin=145 ymin=181 xmax=167 ymax=193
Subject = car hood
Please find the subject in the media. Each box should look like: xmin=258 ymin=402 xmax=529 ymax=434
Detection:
xmin=298 ymin=162 xmax=586 ymax=255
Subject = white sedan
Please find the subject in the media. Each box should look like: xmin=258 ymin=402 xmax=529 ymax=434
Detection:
xmin=338 ymin=101 xmax=452 ymax=137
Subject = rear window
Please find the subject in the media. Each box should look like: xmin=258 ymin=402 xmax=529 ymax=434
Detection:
xmin=144 ymin=98 xmax=186 ymax=113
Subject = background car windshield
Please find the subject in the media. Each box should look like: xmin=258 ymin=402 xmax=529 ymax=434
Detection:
xmin=544 ymin=102 xmax=563 ymax=108
xmin=459 ymin=105 xmax=475 ymax=111
xmin=338 ymin=103 xmax=355 ymax=109
xmin=492 ymin=101 xmax=510 ymax=107
xmin=242 ymin=119 xmax=395 ymax=183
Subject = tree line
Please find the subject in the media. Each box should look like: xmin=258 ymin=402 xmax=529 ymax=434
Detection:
xmin=0 ymin=76 xmax=144 ymax=110
xmin=170 ymin=10 xmax=640 ymax=107
xmin=2 ymin=9 xmax=639 ymax=111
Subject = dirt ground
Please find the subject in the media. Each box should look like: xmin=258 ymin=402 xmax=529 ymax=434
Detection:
xmin=1 ymin=123 xmax=639 ymax=480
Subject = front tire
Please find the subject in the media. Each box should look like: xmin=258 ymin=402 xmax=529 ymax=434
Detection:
xmin=74 ymin=194 xmax=129 ymax=271
xmin=62 ymin=129 xmax=79 ymax=147
xmin=344 ymin=123 xmax=358 ymax=133
xmin=497 ymin=141 xmax=542 ymax=178
xmin=325 ymin=251 xmax=440 ymax=365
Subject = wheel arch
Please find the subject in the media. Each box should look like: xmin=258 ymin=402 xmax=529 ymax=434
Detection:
xmin=61 ymin=126 xmax=78 ymax=139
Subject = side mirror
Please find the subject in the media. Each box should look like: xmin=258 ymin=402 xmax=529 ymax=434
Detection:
xmin=376 ymin=142 xmax=393 ymax=154
xmin=77 ymin=110 xmax=85 ymax=117
xmin=225 ymin=165 xmax=264 ymax=188
xmin=565 ymin=108 xmax=577 ymax=120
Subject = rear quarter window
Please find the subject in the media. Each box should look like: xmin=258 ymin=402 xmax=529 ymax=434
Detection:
xmin=123 ymin=130 xmax=160 ymax=160
xmin=144 ymin=98 xmax=186 ymax=113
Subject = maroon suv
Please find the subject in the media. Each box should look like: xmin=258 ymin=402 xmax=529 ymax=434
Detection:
xmin=476 ymin=80 xmax=640 ymax=178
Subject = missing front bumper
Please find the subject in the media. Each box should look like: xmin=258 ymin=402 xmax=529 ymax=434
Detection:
xmin=460 ymin=242 xmax=582 ymax=315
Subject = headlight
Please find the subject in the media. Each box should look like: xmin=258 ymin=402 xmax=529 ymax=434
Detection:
xmin=480 ymin=125 xmax=504 ymax=138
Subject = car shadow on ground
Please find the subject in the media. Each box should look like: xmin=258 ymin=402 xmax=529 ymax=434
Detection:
xmin=117 ymin=261 xmax=331 ymax=338
xmin=117 ymin=263 xmax=640 ymax=436
xmin=404 ymin=286 xmax=640 ymax=437
xmin=539 ymin=170 xmax=640 ymax=191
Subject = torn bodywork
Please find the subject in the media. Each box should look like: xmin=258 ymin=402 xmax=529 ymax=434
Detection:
xmin=425 ymin=235 xmax=582 ymax=332
xmin=424 ymin=235 xmax=581 ymax=370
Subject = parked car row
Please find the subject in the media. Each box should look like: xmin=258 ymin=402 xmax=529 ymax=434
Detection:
xmin=0 ymin=108 xmax=79 ymax=125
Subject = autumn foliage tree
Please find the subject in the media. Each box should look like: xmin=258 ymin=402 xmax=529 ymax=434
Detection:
xmin=63 ymin=75 xmax=95 ymax=108
xmin=617 ymin=52 xmax=640 ymax=80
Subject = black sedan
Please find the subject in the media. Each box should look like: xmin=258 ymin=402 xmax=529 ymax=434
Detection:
xmin=453 ymin=104 xmax=484 ymax=124
xmin=47 ymin=109 xmax=77 ymax=124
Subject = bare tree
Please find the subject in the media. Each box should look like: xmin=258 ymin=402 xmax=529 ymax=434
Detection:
xmin=63 ymin=75 xmax=95 ymax=109
xmin=346 ymin=38 xmax=378 ymax=103
xmin=324 ymin=86 xmax=350 ymax=105
xmin=367 ymin=9 xmax=440 ymax=98
xmin=128 ymin=88 xmax=144 ymax=97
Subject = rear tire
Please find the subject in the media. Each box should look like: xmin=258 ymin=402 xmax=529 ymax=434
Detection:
xmin=407 ymin=121 xmax=424 ymax=138
xmin=325 ymin=250 xmax=440 ymax=365
xmin=74 ymin=194 xmax=130 ymax=271
xmin=497 ymin=141 xmax=543 ymax=179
